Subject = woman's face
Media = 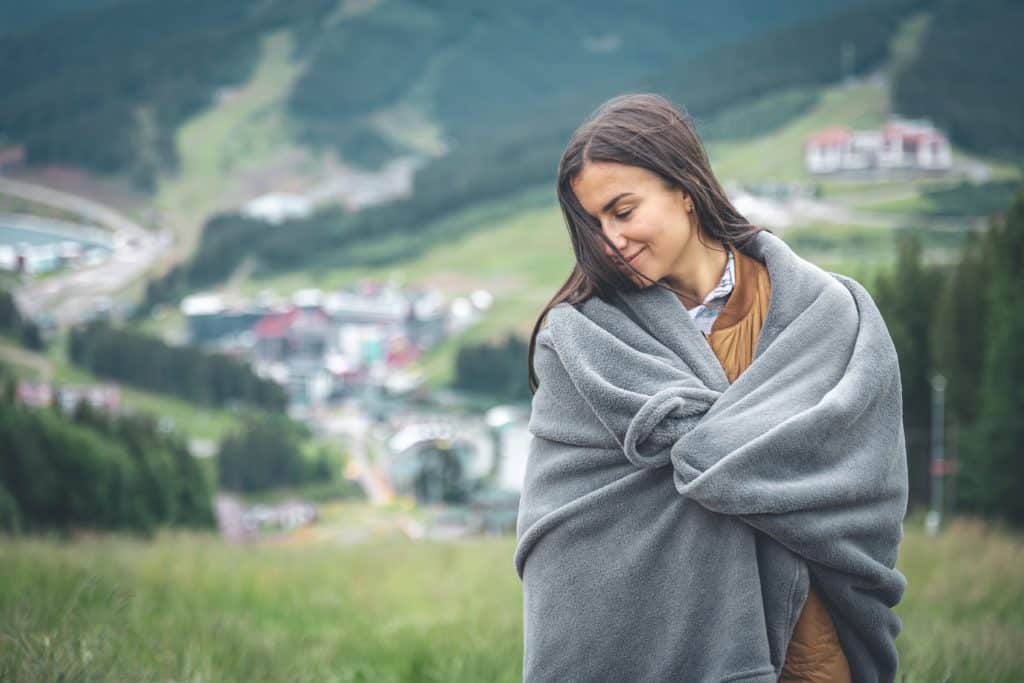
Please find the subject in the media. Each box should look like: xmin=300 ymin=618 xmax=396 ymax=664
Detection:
xmin=571 ymin=161 xmax=700 ymax=288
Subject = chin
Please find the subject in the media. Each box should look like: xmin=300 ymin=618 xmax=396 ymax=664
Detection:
xmin=626 ymin=272 xmax=654 ymax=288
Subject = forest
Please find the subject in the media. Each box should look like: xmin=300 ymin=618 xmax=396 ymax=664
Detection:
xmin=68 ymin=321 xmax=287 ymax=411
xmin=0 ymin=372 xmax=215 ymax=535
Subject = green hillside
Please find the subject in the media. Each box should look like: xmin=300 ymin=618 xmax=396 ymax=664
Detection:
xmin=5 ymin=0 xmax=1022 ymax=391
xmin=215 ymin=71 xmax=1020 ymax=388
xmin=0 ymin=1 xmax=118 ymax=35
xmin=0 ymin=0 xmax=336 ymax=187
xmin=135 ymin=0 xmax=936 ymax=310
xmin=0 ymin=336 xmax=240 ymax=443
xmin=0 ymin=0 xmax=867 ymax=183
xmin=893 ymin=0 xmax=1024 ymax=161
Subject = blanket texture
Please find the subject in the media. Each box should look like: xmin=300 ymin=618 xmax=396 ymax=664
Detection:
xmin=515 ymin=230 xmax=908 ymax=683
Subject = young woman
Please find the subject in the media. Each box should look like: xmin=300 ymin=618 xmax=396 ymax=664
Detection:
xmin=515 ymin=94 xmax=908 ymax=682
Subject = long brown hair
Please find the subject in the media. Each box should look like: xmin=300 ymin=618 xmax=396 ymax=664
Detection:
xmin=528 ymin=92 xmax=770 ymax=394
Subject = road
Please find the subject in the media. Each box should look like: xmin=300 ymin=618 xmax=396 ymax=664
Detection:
xmin=731 ymin=188 xmax=978 ymax=234
xmin=1 ymin=175 xmax=171 ymax=327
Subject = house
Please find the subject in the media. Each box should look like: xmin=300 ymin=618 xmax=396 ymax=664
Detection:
xmin=55 ymin=383 xmax=121 ymax=415
xmin=16 ymin=379 xmax=121 ymax=415
xmin=15 ymin=380 xmax=52 ymax=408
xmin=242 ymin=193 xmax=313 ymax=225
xmin=805 ymin=118 xmax=952 ymax=174
xmin=879 ymin=120 xmax=953 ymax=170
xmin=181 ymin=293 xmax=267 ymax=346
xmin=805 ymin=126 xmax=853 ymax=174
xmin=253 ymin=306 xmax=330 ymax=363
xmin=253 ymin=305 xmax=334 ymax=407
xmin=214 ymin=493 xmax=316 ymax=542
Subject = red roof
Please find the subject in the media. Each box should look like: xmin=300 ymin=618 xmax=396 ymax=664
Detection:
xmin=806 ymin=126 xmax=851 ymax=147
xmin=254 ymin=307 xmax=329 ymax=338
xmin=882 ymin=122 xmax=947 ymax=145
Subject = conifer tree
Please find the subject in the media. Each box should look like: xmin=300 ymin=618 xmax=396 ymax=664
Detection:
xmin=874 ymin=233 xmax=943 ymax=508
xmin=959 ymin=189 xmax=1024 ymax=523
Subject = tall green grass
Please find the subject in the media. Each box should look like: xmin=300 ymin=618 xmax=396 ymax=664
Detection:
xmin=0 ymin=513 xmax=1021 ymax=682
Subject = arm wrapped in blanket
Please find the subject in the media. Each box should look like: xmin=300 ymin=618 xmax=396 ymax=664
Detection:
xmin=516 ymin=324 xmax=792 ymax=682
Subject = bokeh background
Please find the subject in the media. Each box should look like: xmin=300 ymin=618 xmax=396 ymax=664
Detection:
xmin=0 ymin=0 xmax=1022 ymax=680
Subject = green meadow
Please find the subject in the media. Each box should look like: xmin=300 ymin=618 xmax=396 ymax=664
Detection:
xmin=0 ymin=512 xmax=1021 ymax=682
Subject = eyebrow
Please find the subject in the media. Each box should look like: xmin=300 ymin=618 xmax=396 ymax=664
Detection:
xmin=602 ymin=192 xmax=634 ymax=214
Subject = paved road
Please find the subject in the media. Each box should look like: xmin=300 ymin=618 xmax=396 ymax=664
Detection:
xmin=1 ymin=175 xmax=171 ymax=327
xmin=0 ymin=176 xmax=150 ymax=240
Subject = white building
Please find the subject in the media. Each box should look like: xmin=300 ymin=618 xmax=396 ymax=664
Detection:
xmin=805 ymin=118 xmax=952 ymax=174
xmin=242 ymin=193 xmax=313 ymax=225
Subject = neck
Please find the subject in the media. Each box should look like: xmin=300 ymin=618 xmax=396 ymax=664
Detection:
xmin=665 ymin=235 xmax=729 ymax=307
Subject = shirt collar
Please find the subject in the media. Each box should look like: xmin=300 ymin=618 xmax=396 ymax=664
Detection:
xmin=685 ymin=248 xmax=735 ymax=315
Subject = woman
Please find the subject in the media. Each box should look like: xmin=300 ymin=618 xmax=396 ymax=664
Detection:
xmin=515 ymin=94 xmax=908 ymax=682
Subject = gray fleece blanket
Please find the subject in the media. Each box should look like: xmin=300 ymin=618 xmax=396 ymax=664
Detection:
xmin=514 ymin=230 xmax=908 ymax=683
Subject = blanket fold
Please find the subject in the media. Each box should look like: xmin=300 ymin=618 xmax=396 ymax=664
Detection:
xmin=515 ymin=230 xmax=908 ymax=683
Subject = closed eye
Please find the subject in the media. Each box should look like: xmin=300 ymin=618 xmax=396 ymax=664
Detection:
xmin=616 ymin=209 xmax=633 ymax=220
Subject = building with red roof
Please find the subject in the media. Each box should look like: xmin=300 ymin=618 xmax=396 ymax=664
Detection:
xmin=805 ymin=118 xmax=952 ymax=174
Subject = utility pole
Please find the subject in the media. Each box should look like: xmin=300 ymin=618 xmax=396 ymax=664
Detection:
xmin=925 ymin=372 xmax=946 ymax=536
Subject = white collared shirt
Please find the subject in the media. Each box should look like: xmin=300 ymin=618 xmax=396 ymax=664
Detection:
xmin=684 ymin=249 xmax=735 ymax=336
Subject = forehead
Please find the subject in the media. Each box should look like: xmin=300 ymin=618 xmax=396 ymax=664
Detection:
xmin=571 ymin=162 xmax=662 ymax=212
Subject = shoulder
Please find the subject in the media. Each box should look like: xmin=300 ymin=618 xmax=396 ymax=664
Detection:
xmin=825 ymin=271 xmax=900 ymax=363
xmin=529 ymin=306 xmax=612 ymax=439
xmin=532 ymin=303 xmax=577 ymax=374
xmin=826 ymin=271 xmax=880 ymax=314
xmin=541 ymin=297 xmax=625 ymax=343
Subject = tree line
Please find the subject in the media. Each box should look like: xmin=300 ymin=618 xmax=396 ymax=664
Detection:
xmin=0 ymin=367 xmax=215 ymax=535
xmin=872 ymin=187 xmax=1024 ymax=524
xmin=68 ymin=321 xmax=287 ymax=411
xmin=216 ymin=413 xmax=336 ymax=494
xmin=893 ymin=0 xmax=1024 ymax=162
xmin=0 ymin=0 xmax=336 ymax=188
xmin=452 ymin=333 xmax=532 ymax=404
xmin=0 ymin=289 xmax=44 ymax=350
xmin=5 ymin=0 xmax=1015 ymax=197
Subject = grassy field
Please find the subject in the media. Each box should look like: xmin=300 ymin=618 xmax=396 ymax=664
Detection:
xmin=895 ymin=514 xmax=1024 ymax=682
xmin=0 ymin=512 xmax=1020 ymax=682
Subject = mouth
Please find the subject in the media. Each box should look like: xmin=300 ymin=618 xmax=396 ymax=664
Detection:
xmin=623 ymin=248 xmax=645 ymax=265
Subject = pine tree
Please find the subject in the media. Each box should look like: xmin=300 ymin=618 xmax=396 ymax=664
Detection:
xmin=874 ymin=233 xmax=943 ymax=508
xmin=959 ymin=189 xmax=1024 ymax=523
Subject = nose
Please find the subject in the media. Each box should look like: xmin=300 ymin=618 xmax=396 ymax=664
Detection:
xmin=602 ymin=222 xmax=629 ymax=257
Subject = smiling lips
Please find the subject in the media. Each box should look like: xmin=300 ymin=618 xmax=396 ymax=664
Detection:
xmin=623 ymin=248 xmax=644 ymax=265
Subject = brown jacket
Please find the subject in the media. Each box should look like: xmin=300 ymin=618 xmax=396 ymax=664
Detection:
xmin=702 ymin=242 xmax=852 ymax=682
